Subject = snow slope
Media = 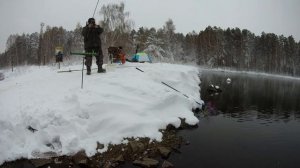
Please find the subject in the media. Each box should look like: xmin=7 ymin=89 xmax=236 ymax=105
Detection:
xmin=0 ymin=62 xmax=202 ymax=164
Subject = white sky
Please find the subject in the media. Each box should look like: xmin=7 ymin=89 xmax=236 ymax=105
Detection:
xmin=0 ymin=0 xmax=300 ymax=53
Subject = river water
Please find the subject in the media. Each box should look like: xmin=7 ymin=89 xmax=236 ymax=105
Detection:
xmin=169 ymin=70 xmax=300 ymax=168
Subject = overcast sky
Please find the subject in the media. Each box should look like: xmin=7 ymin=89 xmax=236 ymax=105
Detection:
xmin=0 ymin=0 xmax=300 ymax=53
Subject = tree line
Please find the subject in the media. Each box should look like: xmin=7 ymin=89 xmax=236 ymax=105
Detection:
xmin=193 ymin=26 xmax=300 ymax=76
xmin=0 ymin=2 xmax=299 ymax=76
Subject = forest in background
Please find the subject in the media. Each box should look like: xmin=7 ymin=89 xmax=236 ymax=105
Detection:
xmin=1 ymin=2 xmax=299 ymax=76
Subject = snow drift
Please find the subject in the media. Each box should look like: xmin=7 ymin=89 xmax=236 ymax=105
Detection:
xmin=0 ymin=62 xmax=202 ymax=164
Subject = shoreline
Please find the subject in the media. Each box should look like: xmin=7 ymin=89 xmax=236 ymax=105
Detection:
xmin=0 ymin=109 xmax=201 ymax=168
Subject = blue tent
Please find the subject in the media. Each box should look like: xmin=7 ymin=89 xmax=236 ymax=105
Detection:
xmin=131 ymin=52 xmax=152 ymax=63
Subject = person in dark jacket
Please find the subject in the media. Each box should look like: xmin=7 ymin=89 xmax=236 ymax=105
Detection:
xmin=82 ymin=18 xmax=106 ymax=75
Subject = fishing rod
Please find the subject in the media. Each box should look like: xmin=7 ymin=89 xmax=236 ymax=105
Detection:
xmin=135 ymin=67 xmax=203 ymax=106
xmin=92 ymin=0 xmax=100 ymax=18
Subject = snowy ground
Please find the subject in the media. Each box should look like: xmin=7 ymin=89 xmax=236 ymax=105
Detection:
xmin=0 ymin=62 xmax=203 ymax=164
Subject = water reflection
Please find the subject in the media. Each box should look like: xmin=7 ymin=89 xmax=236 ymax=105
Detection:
xmin=200 ymin=70 xmax=300 ymax=123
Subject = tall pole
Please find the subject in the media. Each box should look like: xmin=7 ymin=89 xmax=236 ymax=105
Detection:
xmin=81 ymin=57 xmax=84 ymax=89
xmin=39 ymin=22 xmax=45 ymax=66
xmin=11 ymin=50 xmax=14 ymax=72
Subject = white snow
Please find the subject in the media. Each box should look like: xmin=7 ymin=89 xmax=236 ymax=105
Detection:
xmin=0 ymin=62 xmax=203 ymax=164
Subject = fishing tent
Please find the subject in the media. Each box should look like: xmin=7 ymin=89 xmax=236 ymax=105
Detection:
xmin=131 ymin=52 xmax=152 ymax=63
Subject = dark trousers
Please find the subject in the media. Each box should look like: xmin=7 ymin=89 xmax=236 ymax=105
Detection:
xmin=85 ymin=48 xmax=104 ymax=68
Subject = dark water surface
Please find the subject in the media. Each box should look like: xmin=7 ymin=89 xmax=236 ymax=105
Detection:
xmin=169 ymin=70 xmax=300 ymax=168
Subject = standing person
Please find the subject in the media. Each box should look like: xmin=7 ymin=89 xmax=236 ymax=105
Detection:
xmin=118 ymin=46 xmax=126 ymax=64
xmin=82 ymin=18 xmax=106 ymax=75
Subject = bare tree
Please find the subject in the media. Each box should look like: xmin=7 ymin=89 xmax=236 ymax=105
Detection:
xmin=99 ymin=2 xmax=134 ymax=57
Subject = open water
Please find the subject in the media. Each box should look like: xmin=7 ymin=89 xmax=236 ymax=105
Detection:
xmin=169 ymin=70 xmax=300 ymax=168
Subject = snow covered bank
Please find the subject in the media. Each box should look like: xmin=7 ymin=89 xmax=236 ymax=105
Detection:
xmin=0 ymin=63 xmax=203 ymax=164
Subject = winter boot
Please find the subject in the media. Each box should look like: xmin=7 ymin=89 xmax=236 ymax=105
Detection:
xmin=98 ymin=66 xmax=106 ymax=73
xmin=87 ymin=66 xmax=91 ymax=75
